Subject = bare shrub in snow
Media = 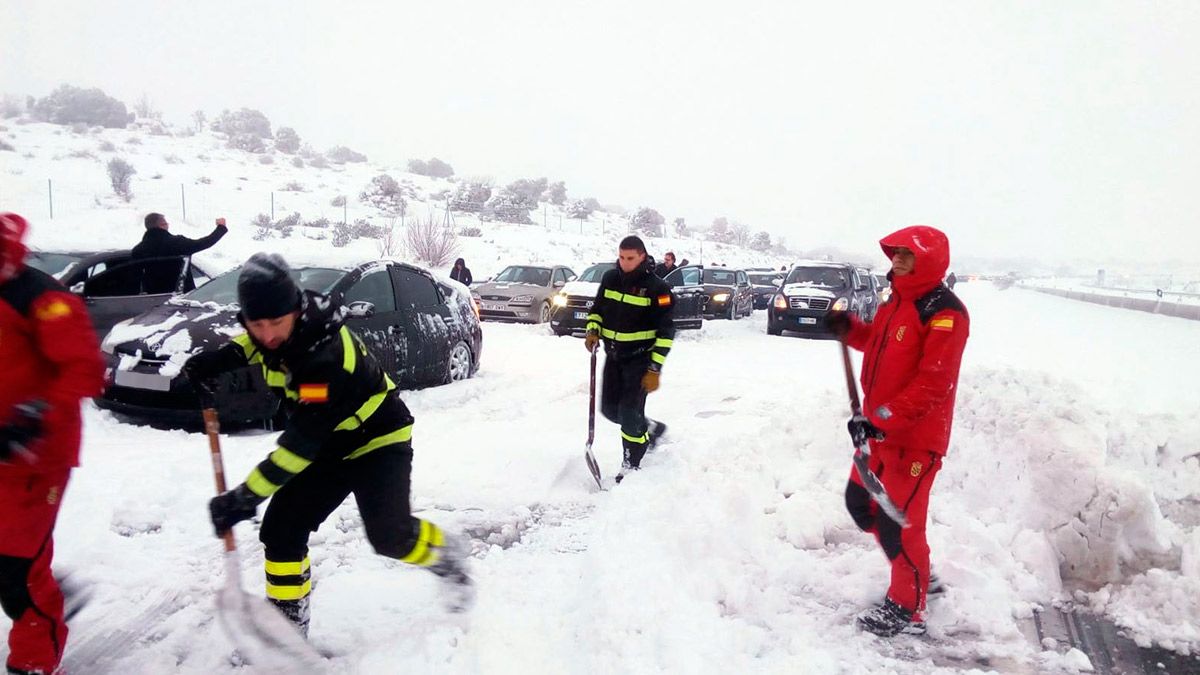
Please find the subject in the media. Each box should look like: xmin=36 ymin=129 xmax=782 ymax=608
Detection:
xmin=291 ymin=157 xmax=304 ymax=168
xmin=308 ymin=155 xmax=329 ymax=169
xmin=274 ymin=127 xmax=301 ymax=154
xmin=403 ymin=216 xmax=459 ymax=266
xmin=359 ymin=174 xmax=407 ymax=215
xmin=68 ymin=149 xmax=96 ymax=159
xmin=125 ymin=135 xmax=142 ymax=145
xmin=196 ymin=176 xmax=212 ymax=185
xmin=258 ymin=154 xmax=275 ymax=165
xmin=98 ymin=140 xmax=116 ymax=152
xmin=629 ymin=207 xmax=665 ymax=237
xmin=163 ymin=154 xmax=183 ymax=164
xmin=305 ymin=217 xmax=331 ymax=229
xmin=450 ymin=179 xmax=492 ymax=213
xmin=0 ymin=140 xmax=14 ymax=152
xmin=459 ymin=225 xmax=482 ymax=237
xmin=211 ymin=108 xmax=272 ymax=138
xmin=750 ymin=231 xmax=771 ymax=251
xmin=378 ymin=218 xmax=402 ymax=257
xmin=407 ymin=157 xmax=454 ymax=178
xmin=330 ymin=195 xmax=346 ymax=207
xmin=483 ymin=191 xmax=532 ymax=224
xmin=326 ymin=146 xmax=367 ymax=164
xmin=566 ymin=199 xmax=594 ymax=220
xmin=106 ymin=158 xmax=136 ymax=201
xmin=280 ymin=181 xmax=306 ymax=192
xmin=227 ymin=133 xmax=266 ymax=153
xmin=332 ymin=222 xmax=352 ymax=248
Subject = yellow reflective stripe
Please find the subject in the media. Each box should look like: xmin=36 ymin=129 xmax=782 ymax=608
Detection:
xmin=600 ymin=328 xmax=657 ymax=342
xmin=399 ymin=520 xmax=444 ymax=567
xmin=604 ymin=289 xmax=652 ymax=306
xmin=264 ymin=557 xmax=311 ymax=576
xmin=340 ymin=327 xmax=357 ymax=374
xmin=334 ymin=388 xmax=390 ymax=432
xmin=586 ymin=313 xmax=602 ymax=323
xmin=246 ymin=468 xmax=280 ymax=497
xmin=651 ymin=352 xmax=666 ymax=365
xmin=621 ymin=430 xmax=649 ymax=444
xmin=233 ymin=333 xmax=260 ymax=362
xmin=265 ymin=369 xmax=287 ymax=387
xmin=344 ymin=425 xmax=413 ymax=461
xmin=266 ymin=580 xmax=312 ymax=601
xmin=269 ymin=447 xmax=311 ymax=474
xmin=654 ymin=338 xmax=673 ymax=348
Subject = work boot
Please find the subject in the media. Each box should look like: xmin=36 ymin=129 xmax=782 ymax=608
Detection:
xmin=269 ymin=596 xmax=311 ymax=638
xmin=646 ymin=420 xmax=668 ymax=453
xmin=427 ymin=535 xmax=475 ymax=613
xmin=856 ymin=598 xmax=926 ymax=637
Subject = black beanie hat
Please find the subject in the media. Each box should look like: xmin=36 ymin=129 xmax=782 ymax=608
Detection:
xmin=238 ymin=253 xmax=300 ymax=320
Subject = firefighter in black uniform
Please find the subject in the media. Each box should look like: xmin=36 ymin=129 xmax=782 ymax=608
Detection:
xmin=183 ymin=253 xmax=473 ymax=636
xmin=585 ymin=236 xmax=675 ymax=482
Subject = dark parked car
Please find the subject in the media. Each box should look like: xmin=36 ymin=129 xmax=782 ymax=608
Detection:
xmin=767 ymin=262 xmax=878 ymax=337
xmin=746 ymin=268 xmax=785 ymax=310
xmin=27 ymin=249 xmax=212 ymax=336
xmin=549 ymin=262 xmax=704 ymax=336
xmin=97 ymin=260 xmax=482 ymax=427
xmin=674 ymin=266 xmax=753 ymax=320
xmin=471 ymin=264 xmax=576 ymax=323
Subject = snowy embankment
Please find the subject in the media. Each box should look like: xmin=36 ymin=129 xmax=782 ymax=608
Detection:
xmin=2 ymin=281 xmax=1195 ymax=673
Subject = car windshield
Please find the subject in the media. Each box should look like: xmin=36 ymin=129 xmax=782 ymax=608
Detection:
xmin=579 ymin=263 xmax=614 ymax=283
xmin=703 ymin=269 xmax=738 ymax=285
xmin=493 ymin=266 xmax=552 ymax=286
xmin=175 ymin=266 xmax=342 ymax=306
xmin=748 ymin=273 xmax=780 ymax=285
xmin=785 ymin=267 xmax=848 ymax=289
xmin=26 ymin=251 xmax=86 ymax=278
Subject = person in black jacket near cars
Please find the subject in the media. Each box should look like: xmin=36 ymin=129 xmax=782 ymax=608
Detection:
xmin=585 ymin=236 xmax=675 ymax=482
xmin=132 ymin=213 xmax=228 ymax=293
xmin=183 ymin=253 xmax=473 ymax=637
xmin=449 ymin=257 xmax=473 ymax=286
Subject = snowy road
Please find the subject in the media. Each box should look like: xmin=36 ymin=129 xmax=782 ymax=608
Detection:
xmin=8 ymin=282 xmax=1199 ymax=673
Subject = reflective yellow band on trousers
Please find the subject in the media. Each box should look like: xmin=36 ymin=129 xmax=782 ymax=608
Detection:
xmin=621 ymin=430 xmax=648 ymax=444
xmin=265 ymin=557 xmax=311 ymax=576
xmin=266 ymin=580 xmax=312 ymax=601
xmin=654 ymin=338 xmax=673 ymax=348
xmin=399 ymin=519 xmax=445 ymax=567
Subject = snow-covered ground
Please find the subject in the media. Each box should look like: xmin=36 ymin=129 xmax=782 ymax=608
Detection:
xmin=2 ymin=281 xmax=1198 ymax=674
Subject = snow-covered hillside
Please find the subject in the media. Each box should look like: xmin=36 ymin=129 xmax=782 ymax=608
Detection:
xmin=1 ymin=120 xmax=790 ymax=280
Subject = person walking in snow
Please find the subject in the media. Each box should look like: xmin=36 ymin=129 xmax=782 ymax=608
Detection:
xmin=449 ymin=258 xmax=473 ymax=286
xmin=584 ymin=235 xmax=675 ymax=482
xmin=132 ymin=213 xmax=229 ymax=294
xmin=0 ymin=213 xmax=106 ymax=675
xmin=182 ymin=253 xmax=473 ymax=637
xmin=824 ymin=225 xmax=970 ymax=638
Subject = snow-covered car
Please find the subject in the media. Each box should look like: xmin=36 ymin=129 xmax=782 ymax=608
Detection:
xmin=26 ymin=248 xmax=212 ymax=335
xmin=96 ymin=260 xmax=482 ymax=427
xmin=549 ymin=262 xmax=704 ymax=336
xmin=471 ymin=264 xmax=576 ymax=323
xmin=767 ymin=262 xmax=877 ymax=337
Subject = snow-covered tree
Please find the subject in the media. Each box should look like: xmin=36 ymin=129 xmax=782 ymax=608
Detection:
xmin=359 ymin=174 xmax=408 ymax=216
xmin=566 ymin=199 xmax=594 ymax=220
xmin=211 ymin=108 xmax=272 ymax=138
xmin=450 ymin=179 xmax=493 ymax=213
xmin=542 ymin=181 xmax=567 ymax=206
xmin=750 ymin=230 xmax=771 ymax=251
xmin=630 ymin=207 xmax=666 ymax=237
xmin=274 ymin=127 xmax=301 ymax=154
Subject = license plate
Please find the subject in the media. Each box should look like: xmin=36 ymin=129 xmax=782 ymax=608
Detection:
xmin=574 ymin=311 xmax=588 ymax=320
xmin=483 ymin=302 xmax=506 ymax=311
xmin=114 ymin=370 xmax=172 ymax=391
xmin=799 ymin=317 xmax=817 ymax=325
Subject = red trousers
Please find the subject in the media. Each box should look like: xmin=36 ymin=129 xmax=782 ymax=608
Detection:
xmin=845 ymin=446 xmax=941 ymax=616
xmin=0 ymin=469 xmax=71 ymax=674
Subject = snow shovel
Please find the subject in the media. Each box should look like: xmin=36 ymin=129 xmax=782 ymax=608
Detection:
xmin=202 ymin=408 xmax=326 ymax=670
xmin=838 ymin=343 xmax=909 ymax=528
xmin=583 ymin=348 xmax=604 ymax=489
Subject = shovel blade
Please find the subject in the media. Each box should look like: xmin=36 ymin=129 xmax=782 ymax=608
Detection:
xmin=584 ymin=443 xmax=603 ymax=490
xmin=216 ymin=553 xmax=325 ymax=671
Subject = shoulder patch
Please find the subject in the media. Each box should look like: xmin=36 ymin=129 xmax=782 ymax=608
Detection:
xmin=35 ymin=298 xmax=74 ymax=321
xmin=298 ymin=383 xmax=329 ymax=403
xmin=915 ymin=285 xmax=967 ymax=325
xmin=657 ymin=294 xmax=672 ymax=306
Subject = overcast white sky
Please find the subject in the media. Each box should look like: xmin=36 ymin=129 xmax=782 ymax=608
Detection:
xmin=3 ymin=1 xmax=1198 ymax=266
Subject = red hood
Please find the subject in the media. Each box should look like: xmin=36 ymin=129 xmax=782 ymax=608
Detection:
xmin=880 ymin=225 xmax=949 ymax=298
xmin=0 ymin=212 xmax=29 ymax=284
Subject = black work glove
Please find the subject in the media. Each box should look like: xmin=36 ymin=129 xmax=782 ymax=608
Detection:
xmin=0 ymin=400 xmax=48 ymax=463
xmin=209 ymin=483 xmax=265 ymax=536
xmin=823 ymin=311 xmax=852 ymax=338
xmin=847 ymin=414 xmax=885 ymax=447
xmin=183 ymin=351 xmax=226 ymax=401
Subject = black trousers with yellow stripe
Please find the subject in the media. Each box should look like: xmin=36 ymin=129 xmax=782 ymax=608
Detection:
xmin=259 ymin=440 xmax=443 ymax=608
xmin=600 ymin=350 xmax=652 ymax=470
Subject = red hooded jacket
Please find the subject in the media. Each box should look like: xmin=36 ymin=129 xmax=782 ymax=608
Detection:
xmin=0 ymin=213 xmax=106 ymax=471
xmin=844 ymin=225 xmax=969 ymax=455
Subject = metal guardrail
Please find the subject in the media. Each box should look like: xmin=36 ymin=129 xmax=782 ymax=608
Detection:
xmin=1025 ymin=286 xmax=1200 ymax=321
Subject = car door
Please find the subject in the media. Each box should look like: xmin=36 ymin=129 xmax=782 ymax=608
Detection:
xmin=852 ymin=269 xmax=876 ymax=319
xmin=665 ymin=266 xmax=705 ymax=328
xmin=77 ymin=256 xmax=188 ymax=337
xmin=391 ymin=266 xmax=453 ymax=384
xmin=736 ymin=271 xmax=752 ymax=315
xmin=339 ymin=265 xmax=408 ymax=383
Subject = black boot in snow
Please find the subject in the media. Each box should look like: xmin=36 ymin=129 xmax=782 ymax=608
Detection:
xmin=615 ymin=460 xmax=641 ymax=484
xmin=427 ymin=535 xmax=475 ymax=613
xmin=269 ymin=596 xmax=311 ymax=638
xmin=645 ymin=420 xmax=668 ymax=453
xmin=928 ymin=572 xmax=945 ymax=597
xmin=856 ymin=598 xmax=926 ymax=637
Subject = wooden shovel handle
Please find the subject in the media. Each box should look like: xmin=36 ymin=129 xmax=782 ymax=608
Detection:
xmin=203 ymin=408 xmax=237 ymax=553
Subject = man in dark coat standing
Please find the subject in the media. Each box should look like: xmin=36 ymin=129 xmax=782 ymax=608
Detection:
xmin=450 ymin=258 xmax=473 ymax=286
xmin=132 ymin=213 xmax=228 ymax=293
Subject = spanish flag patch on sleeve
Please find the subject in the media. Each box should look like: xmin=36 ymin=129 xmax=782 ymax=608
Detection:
xmin=298 ymin=383 xmax=330 ymax=403
xmin=35 ymin=299 xmax=73 ymax=321
xmin=930 ymin=317 xmax=955 ymax=332
xmin=657 ymin=294 xmax=672 ymax=306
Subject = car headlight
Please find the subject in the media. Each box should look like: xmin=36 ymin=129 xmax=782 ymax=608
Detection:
xmin=833 ymin=297 xmax=849 ymax=311
xmin=773 ymin=294 xmax=787 ymax=310
xmin=509 ymin=294 xmax=534 ymax=306
xmin=100 ymin=318 xmax=135 ymax=354
xmin=552 ymin=293 xmax=568 ymax=307
xmin=712 ymin=292 xmax=731 ymax=303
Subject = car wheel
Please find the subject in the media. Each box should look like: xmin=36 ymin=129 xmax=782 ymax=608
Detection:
xmin=444 ymin=341 xmax=473 ymax=383
xmin=767 ymin=322 xmax=782 ymax=336
xmin=727 ymin=303 xmax=736 ymax=320
xmin=538 ymin=302 xmax=551 ymax=324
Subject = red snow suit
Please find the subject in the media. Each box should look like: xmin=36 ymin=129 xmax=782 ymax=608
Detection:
xmin=0 ymin=212 xmax=105 ymax=674
xmin=842 ymin=225 xmax=969 ymax=617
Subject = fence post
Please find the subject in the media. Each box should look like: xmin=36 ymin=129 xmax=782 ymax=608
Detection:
xmin=343 ymin=198 xmax=347 ymax=226
xmin=271 ymin=192 xmax=275 ymax=220
xmin=181 ymin=184 xmax=187 ymax=221
xmin=47 ymin=179 xmax=53 ymax=220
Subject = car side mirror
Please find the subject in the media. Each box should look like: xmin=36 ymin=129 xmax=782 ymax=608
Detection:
xmin=345 ymin=301 xmax=376 ymax=318
xmin=71 ymin=281 xmax=86 ymax=294
xmin=554 ymin=280 xmax=565 ymax=288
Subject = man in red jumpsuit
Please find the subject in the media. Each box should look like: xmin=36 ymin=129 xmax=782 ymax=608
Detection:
xmin=0 ymin=213 xmax=105 ymax=675
xmin=826 ymin=224 xmax=970 ymax=637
